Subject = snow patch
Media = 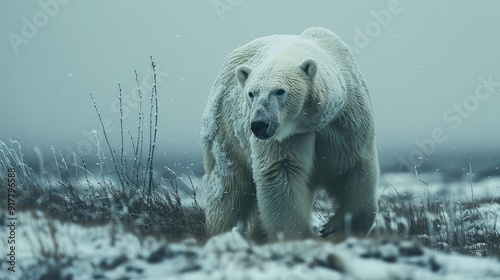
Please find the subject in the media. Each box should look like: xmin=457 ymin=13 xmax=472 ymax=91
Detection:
xmin=8 ymin=212 xmax=500 ymax=279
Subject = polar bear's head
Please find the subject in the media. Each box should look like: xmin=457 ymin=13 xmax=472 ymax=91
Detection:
xmin=235 ymin=58 xmax=316 ymax=140
xmin=236 ymin=52 xmax=342 ymax=141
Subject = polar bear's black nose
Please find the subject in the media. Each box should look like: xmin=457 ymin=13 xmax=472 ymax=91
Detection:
xmin=251 ymin=121 xmax=270 ymax=139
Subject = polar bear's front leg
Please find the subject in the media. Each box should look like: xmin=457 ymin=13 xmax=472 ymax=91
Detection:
xmin=203 ymin=140 xmax=258 ymax=238
xmin=252 ymin=133 xmax=316 ymax=241
xmin=321 ymin=146 xmax=379 ymax=237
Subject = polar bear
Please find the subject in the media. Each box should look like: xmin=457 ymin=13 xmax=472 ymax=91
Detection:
xmin=201 ymin=27 xmax=379 ymax=241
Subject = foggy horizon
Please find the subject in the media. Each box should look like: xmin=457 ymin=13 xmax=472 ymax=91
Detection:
xmin=1 ymin=1 xmax=499 ymax=180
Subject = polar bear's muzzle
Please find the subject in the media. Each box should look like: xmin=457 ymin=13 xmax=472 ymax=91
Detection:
xmin=250 ymin=116 xmax=278 ymax=140
xmin=250 ymin=93 xmax=280 ymax=140
xmin=251 ymin=121 xmax=272 ymax=139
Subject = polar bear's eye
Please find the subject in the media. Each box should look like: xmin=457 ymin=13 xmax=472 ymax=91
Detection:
xmin=275 ymin=89 xmax=285 ymax=96
xmin=248 ymin=91 xmax=255 ymax=98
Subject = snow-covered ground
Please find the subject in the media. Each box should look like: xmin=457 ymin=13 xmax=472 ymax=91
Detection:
xmin=2 ymin=172 xmax=499 ymax=279
xmin=2 ymin=210 xmax=500 ymax=279
xmin=379 ymin=172 xmax=500 ymax=200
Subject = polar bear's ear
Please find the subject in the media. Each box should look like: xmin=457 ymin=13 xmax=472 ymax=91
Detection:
xmin=235 ymin=65 xmax=252 ymax=87
xmin=299 ymin=58 xmax=317 ymax=78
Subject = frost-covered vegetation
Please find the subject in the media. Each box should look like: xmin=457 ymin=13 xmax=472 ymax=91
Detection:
xmin=0 ymin=57 xmax=205 ymax=243
xmin=1 ymin=59 xmax=499 ymax=279
xmin=372 ymin=172 xmax=500 ymax=257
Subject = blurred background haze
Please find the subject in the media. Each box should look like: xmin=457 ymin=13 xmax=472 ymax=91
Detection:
xmin=1 ymin=0 xmax=499 ymax=181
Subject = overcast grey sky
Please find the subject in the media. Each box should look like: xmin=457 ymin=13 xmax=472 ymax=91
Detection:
xmin=1 ymin=0 xmax=499 ymax=177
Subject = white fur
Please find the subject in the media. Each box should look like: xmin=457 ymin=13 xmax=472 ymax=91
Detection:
xmin=202 ymin=27 xmax=379 ymax=241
